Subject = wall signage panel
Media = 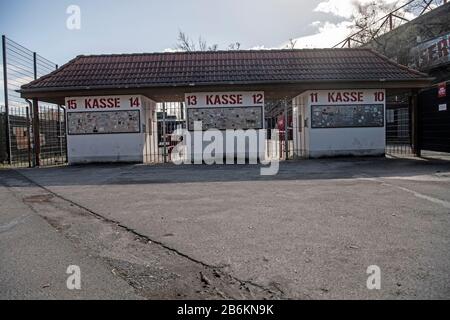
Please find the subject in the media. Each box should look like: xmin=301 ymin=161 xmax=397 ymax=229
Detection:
xmin=187 ymin=106 xmax=263 ymax=131
xmin=68 ymin=110 xmax=140 ymax=135
xmin=308 ymin=90 xmax=386 ymax=129
xmin=311 ymin=104 xmax=384 ymax=129
xmin=185 ymin=92 xmax=265 ymax=131
xmin=66 ymin=96 xmax=141 ymax=111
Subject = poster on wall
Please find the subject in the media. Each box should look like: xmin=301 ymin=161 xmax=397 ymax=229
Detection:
xmin=308 ymin=90 xmax=385 ymax=129
xmin=311 ymin=104 xmax=385 ymax=128
xmin=68 ymin=110 xmax=140 ymax=135
xmin=187 ymin=106 xmax=263 ymax=131
xmin=185 ymin=92 xmax=265 ymax=131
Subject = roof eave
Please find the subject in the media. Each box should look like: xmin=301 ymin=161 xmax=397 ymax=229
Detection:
xmin=19 ymin=77 xmax=434 ymax=97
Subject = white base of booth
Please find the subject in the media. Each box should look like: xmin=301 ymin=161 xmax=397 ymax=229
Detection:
xmin=68 ymin=155 xmax=143 ymax=164
xmin=308 ymin=149 xmax=385 ymax=158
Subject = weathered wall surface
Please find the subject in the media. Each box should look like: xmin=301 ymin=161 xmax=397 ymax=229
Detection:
xmin=65 ymin=95 xmax=154 ymax=164
xmin=294 ymin=90 xmax=386 ymax=158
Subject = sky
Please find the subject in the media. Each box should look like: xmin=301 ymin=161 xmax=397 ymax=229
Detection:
xmin=0 ymin=0 xmax=390 ymax=65
xmin=0 ymin=0 xmax=416 ymax=106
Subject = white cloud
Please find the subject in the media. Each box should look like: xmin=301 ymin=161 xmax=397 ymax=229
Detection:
xmin=314 ymin=0 xmax=360 ymax=19
xmin=249 ymin=45 xmax=276 ymax=50
xmin=163 ymin=48 xmax=182 ymax=53
xmin=314 ymin=0 xmax=403 ymax=18
xmin=282 ymin=21 xmax=353 ymax=49
xmin=283 ymin=0 xmax=416 ymax=49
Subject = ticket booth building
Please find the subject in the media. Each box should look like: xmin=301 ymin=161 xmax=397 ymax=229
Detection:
xmin=19 ymin=49 xmax=432 ymax=164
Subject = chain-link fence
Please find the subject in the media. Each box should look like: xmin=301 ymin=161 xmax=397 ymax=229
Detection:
xmin=1 ymin=35 xmax=67 ymax=167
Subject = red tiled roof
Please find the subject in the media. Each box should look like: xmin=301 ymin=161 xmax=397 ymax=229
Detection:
xmin=20 ymin=49 xmax=430 ymax=92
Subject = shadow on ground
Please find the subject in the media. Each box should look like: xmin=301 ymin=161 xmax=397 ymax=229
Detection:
xmin=2 ymin=156 xmax=450 ymax=188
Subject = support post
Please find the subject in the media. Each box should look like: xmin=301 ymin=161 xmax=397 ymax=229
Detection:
xmin=411 ymin=89 xmax=421 ymax=157
xmin=58 ymin=105 xmax=63 ymax=162
xmin=2 ymin=35 xmax=12 ymax=164
xmin=32 ymin=98 xmax=41 ymax=166
xmin=162 ymin=102 xmax=167 ymax=163
xmin=26 ymin=107 xmax=32 ymax=168
xmin=284 ymin=98 xmax=289 ymax=160
xmin=33 ymin=52 xmax=37 ymax=79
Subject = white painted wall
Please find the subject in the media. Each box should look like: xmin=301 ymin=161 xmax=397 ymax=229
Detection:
xmin=65 ymin=95 xmax=156 ymax=164
xmin=293 ymin=89 xmax=386 ymax=158
xmin=184 ymin=92 xmax=266 ymax=162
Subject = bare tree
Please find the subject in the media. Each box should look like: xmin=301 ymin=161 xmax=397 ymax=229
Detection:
xmin=175 ymin=31 xmax=219 ymax=52
xmin=349 ymin=1 xmax=402 ymax=47
xmin=198 ymin=36 xmax=207 ymax=51
xmin=286 ymin=38 xmax=297 ymax=50
xmin=208 ymin=43 xmax=219 ymax=51
xmin=346 ymin=0 xmax=447 ymax=48
xmin=176 ymin=31 xmax=196 ymax=52
xmin=406 ymin=0 xmax=444 ymax=16
xmin=176 ymin=30 xmax=242 ymax=51
xmin=228 ymin=42 xmax=241 ymax=50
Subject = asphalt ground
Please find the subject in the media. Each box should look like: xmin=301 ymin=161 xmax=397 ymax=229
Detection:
xmin=1 ymin=156 xmax=450 ymax=299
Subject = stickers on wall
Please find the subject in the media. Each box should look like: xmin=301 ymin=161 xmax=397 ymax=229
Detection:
xmin=311 ymin=104 xmax=384 ymax=129
xmin=438 ymin=82 xmax=447 ymax=98
xmin=187 ymin=106 xmax=263 ymax=131
xmin=68 ymin=110 xmax=140 ymax=135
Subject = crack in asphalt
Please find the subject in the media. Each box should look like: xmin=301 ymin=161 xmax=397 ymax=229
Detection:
xmin=11 ymin=169 xmax=285 ymax=298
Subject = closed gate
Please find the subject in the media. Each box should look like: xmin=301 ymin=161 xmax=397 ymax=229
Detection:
xmin=418 ymin=82 xmax=450 ymax=153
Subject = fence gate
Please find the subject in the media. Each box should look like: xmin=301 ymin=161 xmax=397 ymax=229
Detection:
xmin=385 ymin=90 xmax=416 ymax=156
xmin=144 ymin=100 xmax=293 ymax=164
xmin=1 ymin=35 xmax=67 ymax=167
xmin=418 ymin=82 xmax=450 ymax=153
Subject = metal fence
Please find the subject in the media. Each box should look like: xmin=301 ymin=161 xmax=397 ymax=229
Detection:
xmin=266 ymin=100 xmax=298 ymax=160
xmin=1 ymin=35 xmax=67 ymax=167
xmin=144 ymin=102 xmax=186 ymax=164
xmin=385 ymin=91 xmax=416 ymax=156
xmin=386 ymin=104 xmax=414 ymax=155
xmin=144 ymin=100 xmax=291 ymax=164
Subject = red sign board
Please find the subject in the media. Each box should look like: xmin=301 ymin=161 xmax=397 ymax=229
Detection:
xmin=438 ymin=82 xmax=446 ymax=98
